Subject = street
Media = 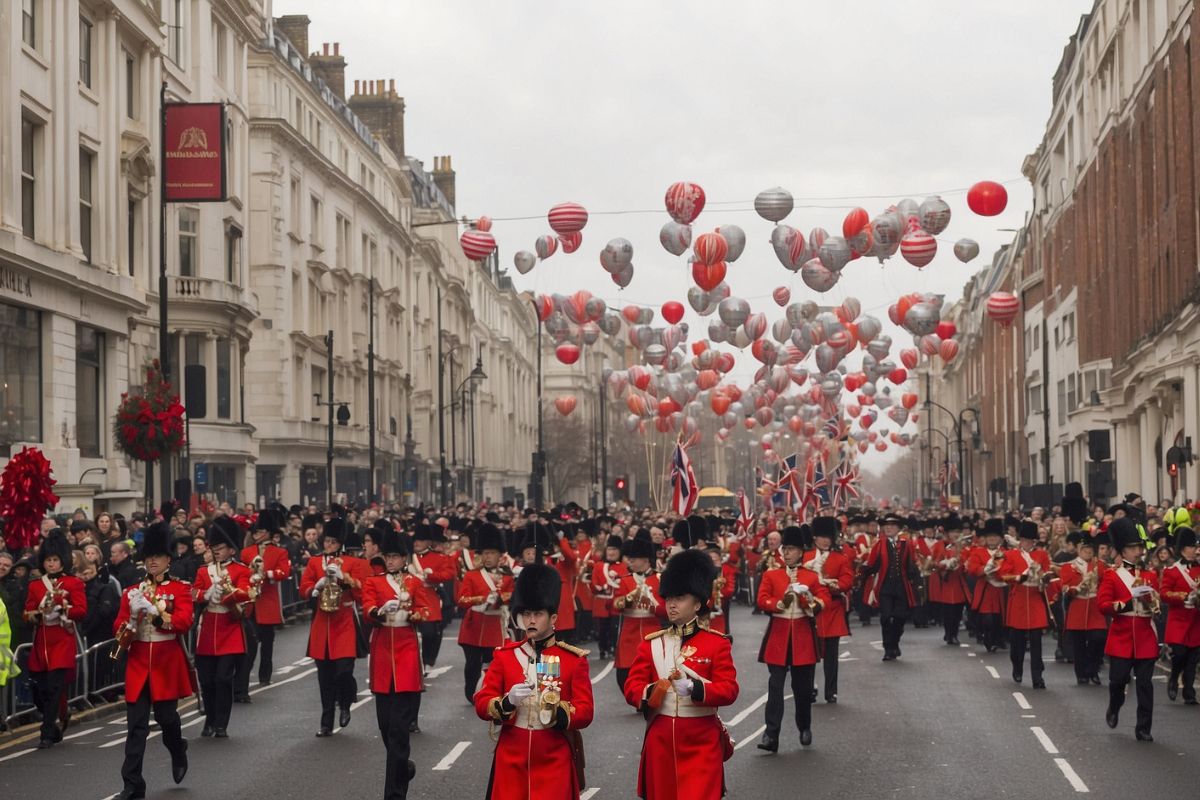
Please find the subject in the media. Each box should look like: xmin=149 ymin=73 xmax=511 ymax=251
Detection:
xmin=0 ymin=609 xmax=1192 ymax=799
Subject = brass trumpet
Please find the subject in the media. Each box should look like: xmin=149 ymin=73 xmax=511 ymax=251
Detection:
xmin=318 ymin=556 xmax=344 ymax=613
xmin=1131 ymin=574 xmax=1161 ymax=616
xmin=247 ymin=551 xmax=266 ymax=602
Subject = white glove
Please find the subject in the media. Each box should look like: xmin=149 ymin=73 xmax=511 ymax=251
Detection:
xmin=486 ymin=592 xmax=499 ymax=606
xmin=790 ymin=582 xmax=811 ymax=595
xmin=314 ymin=576 xmax=328 ymax=591
xmin=1130 ymin=584 xmax=1154 ymax=598
xmin=471 ymin=602 xmax=490 ymax=613
xmin=43 ymin=609 xmax=61 ymax=623
xmin=250 ymin=573 xmax=263 ymax=585
xmin=205 ymin=584 xmax=222 ymax=603
xmin=329 ymin=564 xmax=344 ymax=580
xmin=129 ymin=595 xmax=151 ymax=615
xmin=379 ymin=599 xmax=401 ymax=615
xmin=672 ymin=677 xmax=694 ymax=697
xmin=127 ymin=588 xmax=144 ymax=604
xmin=506 ymin=682 xmax=534 ymax=706
xmin=556 ymin=529 xmax=565 ymax=540
xmin=423 ymin=568 xmax=433 ymax=578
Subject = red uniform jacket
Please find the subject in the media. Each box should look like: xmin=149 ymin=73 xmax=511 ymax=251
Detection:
xmin=193 ymin=560 xmax=251 ymax=656
xmin=115 ymin=577 xmax=194 ymax=702
xmin=614 ymin=571 xmax=666 ymax=668
xmin=300 ymin=553 xmax=366 ymax=660
xmin=1098 ymin=564 xmax=1160 ymax=659
xmin=706 ymin=563 xmax=738 ymax=636
xmin=802 ymin=548 xmax=854 ymax=639
xmin=965 ymin=547 xmax=1007 ymax=616
xmin=862 ymin=536 xmax=918 ymax=608
xmin=998 ymin=549 xmax=1052 ymax=630
xmin=623 ymin=625 xmax=739 ymax=800
xmin=474 ymin=637 xmax=593 ymax=800
xmin=407 ymin=550 xmax=456 ymax=623
xmin=24 ymin=574 xmax=87 ymax=672
xmin=1059 ymin=558 xmax=1108 ymax=631
xmin=590 ymin=560 xmax=627 ymax=620
xmin=457 ymin=567 xmax=515 ymax=648
xmin=362 ymin=572 xmax=436 ymax=693
xmin=548 ymin=539 xmax=579 ymax=631
xmin=573 ymin=541 xmax=594 ymax=613
xmin=929 ymin=541 xmax=969 ymax=604
xmin=240 ymin=542 xmax=293 ymax=626
xmin=1161 ymin=561 xmax=1200 ymax=647
xmin=757 ymin=566 xmax=832 ymax=666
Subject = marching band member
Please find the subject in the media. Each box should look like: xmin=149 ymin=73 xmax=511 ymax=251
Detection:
xmin=704 ymin=543 xmax=736 ymax=636
xmin=1059 ymin=535 xmax=1108 ymax=685
xmin=236 ymin=507 xmax=293 ymax=698
xmin=409 ymin=523 xmax=456 ymax=670
xmin=590 ymin=535 xmax=627 ymax=660
xmin=804 ymin=516 xmax=854 ymax=703
xmin=929 ymin=518 xmax=970 ymax=646
xmin=474 ymin=562 xmax=593 ymax=800
xmin=113 ymin=521 xmax=193 ymax=799
xmin=965 ymin=518 xmax=1008 ymax=653
xmin=862 ymin=513 xmax=919 ymax=661
xmin=998 ymin=520 xmax=1053 ymax=688
xmin=1099 ymin=518 xmax=1160 ymax=741
xmin=546 ymin=522 xmax=581 ymax=642
xmin=624 ymin=549 xmax=739 ymax=800
xmin=613 ymin=533 xmax=666 ymax=692
xmin=1161 ymin=526 xmax=1200 ymax=704
xmin=457 ymin=523 xmax=515 ymax=702
xmin=23 ymin=529 xmax=86 ymax=749
xmin=191 ymin=516 xmax=250 ymax=738
xmin=363 ymin=526 xmax=437 ymax=800
xmin=756 ymin=525 xmax=831 ymax=752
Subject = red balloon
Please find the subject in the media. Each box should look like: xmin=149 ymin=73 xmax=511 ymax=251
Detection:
xmin=555 ymin=344 xmax=581 ymax=365
xmin=711 ymin=394 xmax=731 ymax=415
xmin=693 ymin=232 xmax=729 ymax=266
xmin=558 ymin=231 xmax=582 ymax=253
xmin=459 ymin=229 xmax=496 ymax=261
xmin=662 ymin=301 xmax=685 ymax=325
xmin=843 ymin=207 xmax=869 ymax=240
xmin=475 ymin=216 xmax=493 ymax=233
xmin=888 ymin=367 xmax=908 ymax=384
xmin=940 ymin=339 xmax=960 ymax=362
xmin=901 ymin=392 xmax=918 ymax=410
xmin=554 ymin=396 xmax=577 ymax=416
xmin=692 ymin=340 xmax=708 ymax=356
xmin=967 ymin=181 xmax=1008 ymax=217
xmin=900 ymin=348 xmax=919 ymax=370
xmin=935 ymin=321 xmax=957 ymax=340
xmin=622 ymin=306 xmax=642 ymax=324
xmin=548 ymin=202 xmax=588 ymax=234
xmin=986 ymin=292 xmax=1020 ymax=327
xmin=692 ymin=261 xmax=727 ymax=291
xmin=664 ymin=181 xmax=706 ymax=224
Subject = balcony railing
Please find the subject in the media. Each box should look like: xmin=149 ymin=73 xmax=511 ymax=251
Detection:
xmin=170 ymin=276 xmax=253 ymax=309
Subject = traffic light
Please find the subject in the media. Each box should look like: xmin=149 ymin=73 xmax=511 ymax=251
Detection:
xmin=615 ymin=476 xmax=627 ymax=498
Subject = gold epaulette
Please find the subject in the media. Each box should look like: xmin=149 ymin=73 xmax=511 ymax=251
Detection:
xmin=698 ymin=620 xmax=732 ymax=640
xmin=557 ymin=642 xmax=589 ymax=657
xmin=644 ymin=628 xmax=668 ymax=641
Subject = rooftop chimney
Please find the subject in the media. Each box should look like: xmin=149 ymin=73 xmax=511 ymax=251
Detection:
xmin=349 ymin=79 xmax=406 ymax=159
xmin=310 ymin=41 xmax=347 ymax=101
xmin=432 ymin=156 xmax=456 ymax=209
xmin=274 ymin=15 xmax=310 ymax=58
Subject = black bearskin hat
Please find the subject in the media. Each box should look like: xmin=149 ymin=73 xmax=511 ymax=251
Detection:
xmin=511 ymin=562 xmax=561 ymax=615
xmin=1108 ymin=517 xmax=1143 ymax=552
xmin=321 ymin=516 xmax=349 ymax=544
xmin=1019 ymin=520 xmax=1040 ymax=540
xmin=37 ymin=529 xmax=73 ymax=573
xmin=622 ymin=536 xmax=656 ymax=561
xmin=473 ymin=523 xmax=504 ymax=553
xmin=659 ymin=549 xmax=717 ymax=611
xmin=1062 ymin=482 xmax=1089 ymax=525
xmin=812 ymin=516 xmax=840 ymax=541
xmin=781 ymin=525 xmax=810 ymax=550
xmin=1174 ymin=526 xmax=1198 ymax=550
xmin=255 ymin=508 xmax=284 ymax=533
xmin=520 ymin=522 xmax=554 ymax=554
xmin=208 ymin=515 xmax=242 ymax=551
xmin=141 ymin=521 xmax=173 ymax=559
xmin=380 ymin=527 xmax=410 ymax=557
xmin=982 ymin=518 xmax=1004 ymax=537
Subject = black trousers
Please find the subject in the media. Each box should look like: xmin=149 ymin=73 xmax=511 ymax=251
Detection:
xmin=375 ymin=691 xmax=419 ymax=800
xmin=977 ymin=612 xmax=1004 ymax=650
xmin=416 ymin=621 xmax=443 ymax=668
xmin=595 ymin=616 xmax=615 ymax=656
xmin=121 ymin=686 xmax=183 ymax=794
xmin=1070 ymin=629 xmax=1107 ymax=681
xmin=878 ymin=594 xmax=911 ymax=655
xmin=940 ymin=603 xmax=964 ymax=642
xmin=1108 ymin=656 xmax=1155 ymax=734
xmin=819 ymin=637 xmax=840 ymax=699
xmin=30 ymin=668 xmax=66 ymax=742
xmin=461 ymin=644 xmax=494 ymax=702
xmin=315 ymin=657 xmax=357 ymax=730
xmin=765 ymin=664 xmax=815 ymax=736
xmin=1053 ymin=601 xmax=1072 ymax=661
xmin=236 ymin=620 xmax=277 ymax=693
xmin=195 ymin=654 xmax=238 ymax=730
xmin=1009 ymin=629 xmax=1044 ymax=681
xmin=616 ymin=667 xmax=629 ymax=695
xmin=1169 ymin=644 xmax=1200 ymax=700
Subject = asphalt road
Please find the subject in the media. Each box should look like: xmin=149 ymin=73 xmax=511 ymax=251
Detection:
xmin=0 ymin=608 xmax=1194 ymax=799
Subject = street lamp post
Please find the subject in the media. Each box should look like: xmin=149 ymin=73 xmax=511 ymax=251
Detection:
xmin=314 ymin=330 xmax=350 ymax=508
xmin=442 ymin=354 xmax=487 ymax=502
xmin=528 ymin=297 xmax=545 ymax=510
xmin=367 ymin=277 xmax=376 ymax=504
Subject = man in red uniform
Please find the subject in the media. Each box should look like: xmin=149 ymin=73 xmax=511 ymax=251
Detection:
xmin=756 ymin=525 xmax=832 ymax=752
xmin=457 ymin=523 xmax=514 ymax=702
xmin=474 ymin=562 xmax=593 ymax=800
xmin=409 ymin=523 xmax=456 ymax=670
xmin=590 ymin=535 xmax=626 ymax=660
xmin=930 ymin=516 xmax=970 ymax=645
xmin=113 ymin=521 xmax=193 ymax=799
xmin=965 ymin=518 xmax=1007 ymax=652
xmin=299 ymin=516 xmax=365 ymax=737
xmin=1162 ymin=526 xmax=1200 ymax=703
xmin=704 ymin=542 xmax=736 ymax=636
xmin=998 ymin=520 xmax=1053 ymax=688
xmin=235 ymin=506 xmax=293 ymax=699
xmin=23 ymin=529 xmax=86 ymax=749
xmin=1099 ymin=517 xmax=1160 ymax=740
xmin=1060 ymin=536 xmax=1107 ymax=685
xmin=363 ymin=526 xmax=437 ymax=800
xmin=192 ymin=515 xmax=250 ymax=738
xmin=613 ymin=534 xmax=665 ymax=692
xmin=804 ymin=516 xmax=853 ymax=703
xmin=546 ymin=522 xmax=581 ymax=642
xmin=624 ymin=549 xmax=738 ymax=800
xmin=862 ymin=513 xmax=919 ymax=661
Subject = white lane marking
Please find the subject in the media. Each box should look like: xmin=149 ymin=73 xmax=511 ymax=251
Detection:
xmin=581 ymin=789 xmax=600 ymax=800
xmin=591 ymin=661 xmax=614 ymax=685
xmin=63 ymin=726 xmax=103 ymax=741
xmin=180 ymin=709 xmax=200 ymax=719
xmin=734 ymin=724 xmax=767 ymax=751
xmin=1055 ymin=758 xmax=1089 ymax=792
xmin=432 ymin=741 xmax=471 ymax=770
xmin=275 ymin=665 xmax=297 ymax=674
xmin=985 ymin=666 xmax=1000 ymax=679
xmin=1012 ymin=692 xmax=1032 ymax=710
xmin=1021 ymin=714 xmax=1036 ymax=718
xmin=869 ymin=640 xmax=884 ymax=651
xmin=726 ymin=692 xmax=769 ymax=728
xmin=967 ymin=652 xmax=977 ymax=657
xmin=1031 ymin=726 xmax=1059 ymax=755
xmin=249 ymin=666 xmax=318 ymax=696
xmin=181 ymin=717 xmax=206 ymax=730
xmin=295 ymin=656 xmax=313 ymax=665
xmin=959 ymin=643 xmax=969 ymax=648
xmin=425 ymin=665 xmax=454 ymax=679
xmin=332 ymin=695 xmax=376 ymax=735
xmin=0 ymin=748 xmax=36 ymax=763
xmin=839 ymin=650 xmax=851 ymax=659
xmin=102 ymin=730 xmax=158 ymax=749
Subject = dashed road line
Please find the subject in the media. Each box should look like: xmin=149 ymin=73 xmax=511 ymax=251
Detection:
xmin=63 ymin=726 xmax=103 ymax=741
xmin=726 ymin=692 xmax=768 ymax=727
xmin=432 ymin=741 xmax=471 ymax=770
xmin=734 ymin=724 xmax=767 ymax=751
xmin=0 ymin=747 xmax=36 ymax=763
xmin=1030 ymin=726 xmax=1058 ymax=754
xmin=591 ymin=661 xmax=614 ymax=684
xmin=425 ymin=665 xmax=454 ymax=679
xmin=581 ymin=789 xmax=600 ymax=800
xmin=985 ymin=666 xmax=999 ymax=679
xmin=1012 ymin=691 xmax=1032 ymax=710
xmin=1054 ymin=757 xmax=1090 ymax=792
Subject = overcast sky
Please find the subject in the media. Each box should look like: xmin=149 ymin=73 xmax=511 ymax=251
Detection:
xmin=276 ymin=0 xmax=1093 ymax=474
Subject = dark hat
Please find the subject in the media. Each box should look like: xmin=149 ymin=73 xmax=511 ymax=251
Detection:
xmin=208 ymin=516 xmax=242 ymax=550
xmin=879 ymin=513 xmax=904 ymax=527
xmin=1062 ymin=482 xmax=1088 ymax=525
xmin=412 ymin=523 xmax=434 ymax=542
xmin=1019 ymin=520 xmax=1039 ymax=540
xmin=812 ymin=516 xmax=840 ymax=540
xmin=255 ymin=508 xmax=284 ymax=533
xmin=520 ymin=522 xmax=554 ymax=554
xmin=1065 ymin=531 xmax=1083 ymax=546
xmin=1107 ymin=502 xmax=1131 ymax=516
xmin=604 ymin=534 xmax=623 ymax=551
xmin=1108 ymin=517 xmax=1143 ymax=551
xmin=1149 ymin=527 xmax=1171 ymax=547
xmin=944 ymin=513 xmax=963 ymax=531
xmin=622 ymin=536 xmax=656 ymax=561
xmin=1090 ymin=530 xmax=1113 ymax=548
xmin=781 ymin=525 xmax=810 ymax=550
xmin=659 ymin=549 xmax=717 ymax=610
xmin=37 ymin=530 xmax=72 ymax=573
xmin=379 ymin=527 xmax=410 ymax=557
xmin=372 ymin=518 xmax=396 ymax=543
xmin=474 ymin=523 xmax=504 ymax=553
xmin=982 ymin=518 xmax=1004 ymax=536
xmin=322 ymin=516 xmax=350 ymax=544
xmin=301 ymin=513 xmax=323 ymax=531
xmin=511 ymin=562 xmax=562 ymax=615
xmin=1175 ymin=526 xmax=1198 ymax=550
xmin=671 ymin=519 xmax=694 ymax=548
xmin=687 ymin=514 xmax=707 ymax=540
xmin=141 ymin=521 xmax=173 ymax=559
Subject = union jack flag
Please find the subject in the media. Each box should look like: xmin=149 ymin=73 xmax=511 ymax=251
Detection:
xmin=736 ymin=489 xmax=753 ymax=536
xmin=778 ymin=454 xmax=804 ymax=510
xmin=670 ymin=439 xmax=699 ymax=516
xmin=808 ymin=456 xmax=831 ymax=510
xmin=756 ymin=466 xmax=777 ymax=512
xmin=832 ymin=457 xmax=861 ymax=510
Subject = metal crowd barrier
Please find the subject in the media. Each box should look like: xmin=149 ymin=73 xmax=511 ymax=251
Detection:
xmin=1 ymin=631 xmax=95 ymax=730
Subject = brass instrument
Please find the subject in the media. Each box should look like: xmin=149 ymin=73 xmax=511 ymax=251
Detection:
xmin=111 ymin=577 xmax=161 ymax=660
xmin=318 ymin=556 xmax=344 ymax=613
xmin=247 ymin=549 xmax=266 ymax=602
xmin=1131 ymin=573 xmax=1162 ymax=616
xmin=710 ymin=575 xmax=726 ymax=610
xmin=1076 ymin=566 xmax=1099 ymax=597
xmin=213 ymin=559 xmax=246 ymax=619
xmin=780 ymin=571 xmax=813 ymax=612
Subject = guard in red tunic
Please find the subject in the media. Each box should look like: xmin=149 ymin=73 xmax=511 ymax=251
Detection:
xmin=590 ymin=535 xmax=627 ymax=660
xmin=613 ymin=534 xmax=666 ymax=692
xmin=408 ymin=523 xmax=457 ymax=669
xmin=1099 ymin=518 xmax=1160 ymax=740
xmin=704 ymin=543 xmax=736 ymax=636
xmin=23 ymin=529 xmax=86 ymax=749
xmin=1059 ymin=535 xmax=1108 ymax=685
xmin=235 ymin=506 xmax=293 ymax=699
xmin=965 ymin=518 xmax=1007 ymax=652
xmin=457 ymin=523 xmax=514 ymax=702
xmin=998 ymin=520 xmax=1053 ymax=688
xmin=363 ymin=527 xmax=437 ymax=800
xmin=804 ymin=516 xmax=854 ymax=703
xmin=192 ymin=516 xmax=251 ymax=738
xmin=474 ymin=563 xmax=593 ymax=800
xmin=862 ymin=513 xmax=919 ymax=661
xmin=546 ymin=522 xmax=581 ymax=641
xmin=756 ymin=525 xmax=832 ymax=752
xmin=929 ymin=518 xmax=970 ymax=645
xmin=113 ymin=521 xmax=193 ymax=800
xmin=1162 ymin=526 xmax=1200 ymax=704
xmin=624 ymin=549 xmax=738 ymax=800
xmin=299 ymin=516 xmax=365 ymax=736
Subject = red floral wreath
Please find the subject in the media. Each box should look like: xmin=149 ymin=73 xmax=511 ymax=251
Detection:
xmin=114 ymin=360 xmax=186 ymax=462
xmin=0 ymin=446 xmax=59 ymax=551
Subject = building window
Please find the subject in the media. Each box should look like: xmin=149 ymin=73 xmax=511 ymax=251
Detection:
xmin=0 ymin=303 xmax=42 ymax=447
xmin=79 ymin=149 xmax=94 ymax=262
xmin=290 ymin=178 xmax=301 ymax=236
xmin=216 ymin=338 xmax=231 ymax=418
xmin=22 ymin=0 xmax=35 ymax=48
xmin=1027 ymin=384 xmax=1043 ymax=415
xmin=1056 ymin=379 xmax=1067 ymax=426
xmin=178 ymin=208 xmax=198 ymax=276
xmin=76 ymin=325 xmax=102 ymax=457
xmin=124 ymin=52 xmax=138 ymax=119
xmin=127 ymin=198 xmax=138 ymax=276
xmin=212 ymin=18 xmax=227 ymax=84
xmin=225 ymin=225 xmax=242 ymax=284
xmin=167 ymin=0 xmax=185 ymax=65
xmin=21 ymin=119 xmax=37 ymax=240
xmin=79 ymin=16 xmax=93 ymax=87
xmin=310 ymin=196 xmax=322 ymax=245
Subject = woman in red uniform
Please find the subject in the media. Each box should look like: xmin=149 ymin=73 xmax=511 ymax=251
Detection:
xmin=457 ymin=523 xmax=514 ymax=702
xmin=930 ymin=519 xmax=970 ymax=645
xmin=624 ymin=549 xmax=739 ymax=800
xmin=590 ymin=535 xmax=627 ymax=660
xmin=236 ymin=506 xmax=292 ymax=697
xmin=1059 ymin=535 xmax=1108 ymax=685
xmin=192 ymin=516 xmax=251 ymax=738
xmin=613 ymin=534 xmax=665 ymax=692
xmin=965 ymin=518 xmax=1007 ymax=652
xmin=113 ymin=521 xmax=193 ymax=799
xmin=998 ymin=520 xmax=1053 ymax=688
xmin=804 ymin=516 xmax=854 ymax=703
xmin=24 ymin=529 xmax=86 ymax=749
xmin=1161 ymin=526 xmax=1200 ymax=703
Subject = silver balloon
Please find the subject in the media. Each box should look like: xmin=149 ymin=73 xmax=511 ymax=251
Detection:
xmin=771 ymin=225 xmax=806 ymax=271
xmin=624 ymin=414 xmax=642 ymax=433
xmin=754 ymin=186 xmax=794 ymax=222
xmin=643 ymin=343 xmax=668 ymax=365
xmin=785 ymin=303 xmax=806 ymax=327
xmin=637 ymin=307 xmax=655 ymax=325
xmin=716 ymin=225 xmax=747 ymax=262
xmin=866 ymin=337 xmax=891 ymax=361
xmin=800 ymin=301 xmax=819 ymax=320
xmin=709 ymin=282 xmax=732 ymax=302
xmin=612 ymin=262 xmax=634 ymax=287
xmin=903 ymin=302 xmax=939 ymax=337
xmin=687 ymin=286 xmax=709 ymax=313
xmin=808 ymin=227 xmax=829 ymax=254
xmin=871 ymin=212 xmax=903 ymax=246
xmin=536 ymin=238 xmax=557 ymax=260
xmin=953 ymin=238 xmax=980 ymax=262
xmin=599 ymin=312 xmax=622 ymax=336
xmin=730 ymin=328 xmax=752 ymax=349
xmin=818 ymin=235 xmax=852 ymax=272
xmin=820 ymin=374 xmax=843 ymax=397
xmin=856 ymin=315 xmax=882 ymax=343
xmin=513 ymin=250 xmax=537 ymax=274
xmin=632 ymin=325 xmax=655 ymax=350
xmin=896 ymin=198 xmax=919 ymax=222
xmin=708 ymin=319 xmax=729 ymax=343
xmin=771 ymin=318 xmax=793 ymax=343
xmin=604 ymin=237 xmax=634 ymax=268
xmin=801 ymin=259 xmax=838 ymax=293
xmin=581 ymin=321 xmax=600 ymax=345
xmin=659 ymin=222 xmax=692 ymax=257
xmin=815 ymin=343 xmax=839 ymax=373
xmin=919 ymin=196 xmax=952 ymax=235
xmin=717 ymin=297 xmax=751 ymax=328
xmin=584 ymin=296 xmax=607 ymax=322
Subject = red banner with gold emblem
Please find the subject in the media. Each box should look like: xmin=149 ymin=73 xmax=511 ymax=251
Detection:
xmin=163 ymin=103 xmax=226 ymax=202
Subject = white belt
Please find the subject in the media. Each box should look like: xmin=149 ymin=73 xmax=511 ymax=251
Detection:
xmin=206 ymin=604 xmax=231 ymax=615
xmin=378 ymin=619 xmax=412 ymax=628
xmin=512 ymin=717 xmax=553 ymax=731
xmin=655 ymin=704 xmax=717 ymax=719
xmin=624 ymin=610 xmax=654 ymax=619
xmin=1118 ymin=611 xmax=1153 ymax=619
xmin=136 ymin=631 xmax=177 ymax=643
xmin=772 ymin=610 xmax=814 ymax=621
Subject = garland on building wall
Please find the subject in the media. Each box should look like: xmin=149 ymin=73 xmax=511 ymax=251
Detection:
xmin=0 ymin=447 xmax=59 ymax=551
xmin=114 ymin=360 xmax=186 ymax=462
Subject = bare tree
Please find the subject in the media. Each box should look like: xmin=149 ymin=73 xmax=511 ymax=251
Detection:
xmin=543 ymin=412 xmax=594 ymax=504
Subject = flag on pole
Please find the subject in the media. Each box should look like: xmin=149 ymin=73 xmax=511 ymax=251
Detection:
xmin=670 ymin=439 xmax=699 ymax=516
xmin=756 ymin=466 xmax=776 ymax=512
xmin=778 ymin=454 xmax=803 ymax=510
xmin=736 ymin=489 xmax=752 ymax=536
xmin=832 ymin=456 xmax=861 ymax=510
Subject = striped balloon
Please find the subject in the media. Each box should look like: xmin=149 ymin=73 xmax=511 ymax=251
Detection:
xmin=693 ymin=232 xmax=729 ymax=266
xmin=548 ymin=202 xmax=588 ymax=234
xmin=754 ymin=187 xmax=794 ymax=223
xmin=939 ymin=338 xmax=959 ymax=362
xmin=559 ymin=231 xmax=583 ymax=254
xmin=900 ymin=229 xmax=937 ymax=268
xmin=664 ymin=182 xmax=706 ymax=224
xmin=986 ymin=291 xmax=1020 ymax=328
xmin=460 ymin=229 xmax=496 ymax=262
xmin=535 ymin=235 xmax=559 ymax=260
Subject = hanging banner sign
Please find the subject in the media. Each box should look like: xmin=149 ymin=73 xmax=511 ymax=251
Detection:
xmin=163 ymin=103 xmax=227 ymax=202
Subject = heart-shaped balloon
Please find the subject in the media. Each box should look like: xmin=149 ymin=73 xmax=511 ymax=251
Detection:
xmin=513 ymin=250 xmax=537 ymax=274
